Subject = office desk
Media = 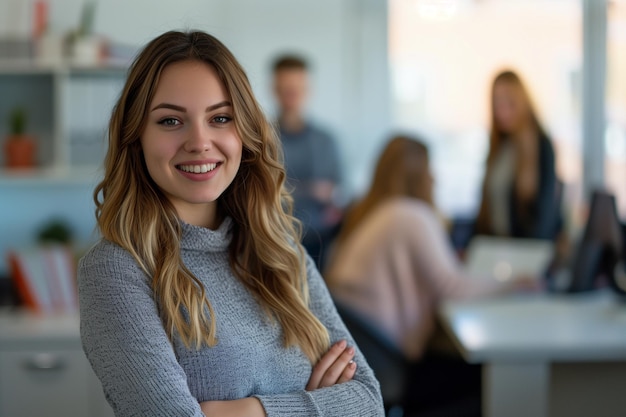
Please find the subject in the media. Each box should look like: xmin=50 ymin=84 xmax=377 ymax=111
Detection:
xmin=440 ymin=291 xmax=626 ymax=417
xmin=0 ymin=311 xmax=113 ymax=417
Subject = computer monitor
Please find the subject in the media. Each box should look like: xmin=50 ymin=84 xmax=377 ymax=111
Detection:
xmin=567 ymin=191 xmax=624 ymax=293
xmin=615 ymin=223 xmax=626 ymax=296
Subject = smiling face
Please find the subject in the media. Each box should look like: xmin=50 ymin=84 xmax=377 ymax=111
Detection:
xmin=141 ymin=60 xmax=243 ymax=228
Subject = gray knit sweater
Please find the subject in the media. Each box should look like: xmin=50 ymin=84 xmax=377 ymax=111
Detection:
xmin=78 ymin=218 xmax=384 ymax=416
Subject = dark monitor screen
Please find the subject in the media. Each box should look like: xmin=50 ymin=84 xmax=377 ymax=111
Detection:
xmin=568 ymin=191 xmax=624 ymax=293
xmin=581 ymin=191 xmax=622 ymax=249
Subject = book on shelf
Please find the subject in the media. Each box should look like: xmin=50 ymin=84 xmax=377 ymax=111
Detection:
xmin=7 ymin=245 xmax=77 ymax=314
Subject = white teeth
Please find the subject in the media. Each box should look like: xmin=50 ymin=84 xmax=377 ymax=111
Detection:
xmin=178 ymin=163 xmax=218 ymax=173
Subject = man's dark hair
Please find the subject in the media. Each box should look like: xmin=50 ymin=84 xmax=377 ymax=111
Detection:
xmin=273 ymin=55 xmax=308 ymax=73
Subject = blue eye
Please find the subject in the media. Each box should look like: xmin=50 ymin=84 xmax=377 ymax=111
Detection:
xmin=157 ymin=117 xmax=181 ymax=126
xmin=213 ymin=116 xmax=232 ymax=124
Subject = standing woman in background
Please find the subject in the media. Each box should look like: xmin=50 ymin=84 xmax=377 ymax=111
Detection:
xmin=78 ymin=30 xmax=383 ymax=417
xmin=476 ymin=70 xmax=561 ymax=240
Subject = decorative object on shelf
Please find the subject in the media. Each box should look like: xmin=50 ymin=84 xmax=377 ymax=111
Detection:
xmin=33 ymin=0 xmax=49 ymax=40
xmin=0 ymin=275 xmax=17 ymax=307
xmin=3 ymin=107 xmax=37 ymax=168
xmin=0 ymin=1 xmax=34 ymax=61
xmin=68 ymin=0 xmax=103 ymax=66
xmin=34 ymin=0 xmax=65 ymax=66
xmin=36 ymin=33 xmax=64 ymax=65
xmin=6 ymin=216 xmax=77 ymax=314
xmin=7 ymin=245 xmax=78 ymax=313
xmin=38 ymin=219 xmax=73 ymax=245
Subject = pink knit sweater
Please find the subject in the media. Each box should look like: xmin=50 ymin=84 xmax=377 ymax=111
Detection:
xmin=326 ymin=198 xmax=499 ymax=360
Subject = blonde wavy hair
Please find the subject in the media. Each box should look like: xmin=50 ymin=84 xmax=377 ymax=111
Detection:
xmin=95 ymin=31 xmax=329 ymax=362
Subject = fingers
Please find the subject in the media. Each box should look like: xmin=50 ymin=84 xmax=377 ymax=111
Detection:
xmin=318 ymin=346 xmax=355 ymax=388
xmin=336 ymin=358 xmax=357 ymax=385
xmin=511 ymin=275 xmax=542 ymax=293
xmin=306 ymin=340 xmax=358 ymax=391
xmin=306 ymin=340 xmax=347 ymax=391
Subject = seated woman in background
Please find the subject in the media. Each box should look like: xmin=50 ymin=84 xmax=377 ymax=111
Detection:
xmin=79 ymin=30 xmax=383 ymax=417
xmin=325 ymin=136 xmax=528 ymax=362
xmin=476 ymin=70 xmax=561 ymax=239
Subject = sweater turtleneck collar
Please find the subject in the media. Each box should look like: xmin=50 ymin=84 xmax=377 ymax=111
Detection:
xmin=180 ymin=217 xmax=232 ymax=253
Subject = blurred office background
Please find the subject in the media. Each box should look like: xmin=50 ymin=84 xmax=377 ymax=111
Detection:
xmin=0 ymin=0 xmax=389 ymax=277
xmin=390 ymin=0 xmax=626 ymax=221
xmin=1 ymin=0 xmax=626 ymax=277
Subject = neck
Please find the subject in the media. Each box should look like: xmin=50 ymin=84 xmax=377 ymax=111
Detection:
xmin=511 ymin=122 xmax=538 ymax=142
xmin=280 ymin=111 xmax=305 ymax=133
xmin=177 ymin=202 xmax=220 ymax=230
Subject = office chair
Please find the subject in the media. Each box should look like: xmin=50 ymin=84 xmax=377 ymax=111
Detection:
xmin=333 ymin=300 xmax=410 ymax=416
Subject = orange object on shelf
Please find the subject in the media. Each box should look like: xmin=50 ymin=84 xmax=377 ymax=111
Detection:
xmin=33 ymin=0 xmax=49 ymax=39
xmin=4 ymin=135 xmax=37 ymax=168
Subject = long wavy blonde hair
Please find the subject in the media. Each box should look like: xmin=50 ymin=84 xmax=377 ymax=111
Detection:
xmin=95 ymin=31 xmax=329 ymax=362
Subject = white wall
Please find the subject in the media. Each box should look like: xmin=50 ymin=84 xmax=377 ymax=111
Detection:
xmin=389 ymin=0 xmax=582 ymax=216
xmin=0 ymin=0 xmax=390 ymax=274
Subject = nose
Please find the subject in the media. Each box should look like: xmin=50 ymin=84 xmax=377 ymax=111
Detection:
xmin=183 ymin=121 xmax=212 ymax=154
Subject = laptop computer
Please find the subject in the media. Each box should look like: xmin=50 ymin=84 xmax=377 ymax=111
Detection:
xmin=464 ymin=236 xmax=554 ymax=282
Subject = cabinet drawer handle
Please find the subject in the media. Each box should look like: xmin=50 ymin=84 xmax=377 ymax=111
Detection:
xmin=23 ymin=353 xmax=66 ymax=371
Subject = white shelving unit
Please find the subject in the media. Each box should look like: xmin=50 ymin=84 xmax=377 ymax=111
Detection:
xmin=0 ymin=60 xmax=127 ymax=184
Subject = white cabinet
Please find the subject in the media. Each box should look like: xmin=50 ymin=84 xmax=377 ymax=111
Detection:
xmin=0 ymin=62 xmax=125 ymax=184
xmin=0 ymin=312 xmax=114 ymax=417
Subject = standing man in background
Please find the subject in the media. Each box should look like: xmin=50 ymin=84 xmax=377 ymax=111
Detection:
xmin=273 ymin=55 xmax=343 ymax=267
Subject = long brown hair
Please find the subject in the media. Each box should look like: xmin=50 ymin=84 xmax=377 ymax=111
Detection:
xmin=95 ymin=31 xmax=329 ymax=362
xmin=337 ymin=136 xmax=432 ymax=243
xmin=476 ymin=70 xmax=546 ymax=234
xmin=485 ymin=70 xmax=546 ymax=164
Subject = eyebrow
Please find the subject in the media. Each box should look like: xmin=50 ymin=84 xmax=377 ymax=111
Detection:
xmin=150 ymin=100 xmax=232 ymax=112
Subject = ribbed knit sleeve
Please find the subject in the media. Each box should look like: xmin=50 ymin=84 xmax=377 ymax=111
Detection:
xmin=256 ymin=256 xmax=385 ymax=417
xmin=78 ymin=240 xmax=205 ymax=417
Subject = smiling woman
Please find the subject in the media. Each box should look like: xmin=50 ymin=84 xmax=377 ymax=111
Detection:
xmin=78 ymin=31 xmax=384 ymax=417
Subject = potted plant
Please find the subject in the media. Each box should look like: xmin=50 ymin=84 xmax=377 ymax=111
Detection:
xmin=4 ymin=107 xmax=37 ymax=168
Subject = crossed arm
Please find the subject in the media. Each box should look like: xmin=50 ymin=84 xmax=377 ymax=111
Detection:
xmin=200 ymin=340 xmax=358 ymax=416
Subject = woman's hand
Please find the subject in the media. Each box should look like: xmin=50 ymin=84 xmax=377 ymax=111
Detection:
xmin=306 ymin=339 xmax=357 ymax=391
xmin=501 ymin=274 xmax=543 ymax=294
xmin=200 ymin=397 xmax=265 ymax=417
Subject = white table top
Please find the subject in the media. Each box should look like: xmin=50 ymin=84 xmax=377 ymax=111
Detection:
xmin=440 ymin=291 xmax=626 ymax=363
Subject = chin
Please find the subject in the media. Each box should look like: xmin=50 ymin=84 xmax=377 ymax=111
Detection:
xmin=173 ymin=190 xmax=223 ymax=205
xmin=498 ymin=123 xmax=519 ymax=135
xmin=188 ymin=195 xmax=223 ymax=205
